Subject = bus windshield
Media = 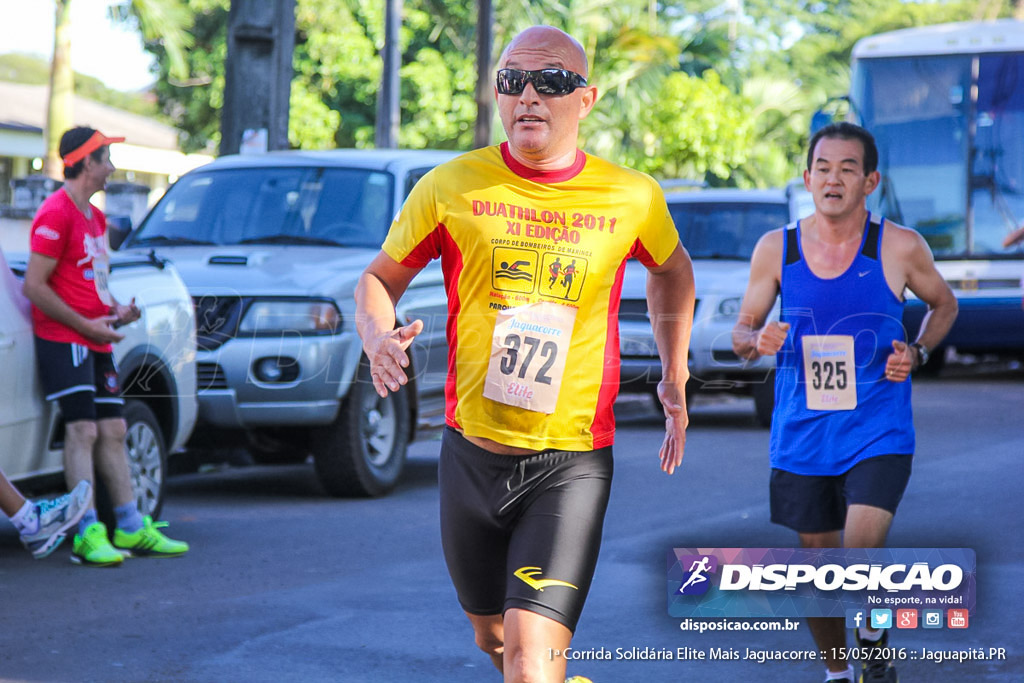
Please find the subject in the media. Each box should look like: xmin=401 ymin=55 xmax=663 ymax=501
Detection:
xmin=852 ymin=52 xmax=1024 ymax=258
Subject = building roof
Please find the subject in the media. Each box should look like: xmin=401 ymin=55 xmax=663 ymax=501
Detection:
xmin=0 ymin=81 xmax=178 ymax=150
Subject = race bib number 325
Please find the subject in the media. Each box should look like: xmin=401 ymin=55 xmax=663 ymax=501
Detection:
xmin=483 ymin=302 xmax=576 ymax=414
xmin=801 ymin=334 xmax=857 ymax=411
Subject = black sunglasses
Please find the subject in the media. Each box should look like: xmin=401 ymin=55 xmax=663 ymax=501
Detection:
xmin=496 ymin=68 xmax=588 ymax=96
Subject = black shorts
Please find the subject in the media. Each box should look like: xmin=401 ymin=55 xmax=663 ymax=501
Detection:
xmin=770 ymin=454 xmax=913 ymax=534
xmin=438 ymin=427 xmax=613 ymax=633
xmin=35 ymin=337 xmax=124 ymax=422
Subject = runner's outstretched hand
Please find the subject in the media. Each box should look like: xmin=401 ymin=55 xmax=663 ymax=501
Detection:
xmin=657 ymin=379 xmax=688 ymax=475
xmin=365 ymin=319 xmax=424 ymax=397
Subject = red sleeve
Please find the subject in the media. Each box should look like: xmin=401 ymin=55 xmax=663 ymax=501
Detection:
xmin=29 ymin=206 xmax=70 ymax=260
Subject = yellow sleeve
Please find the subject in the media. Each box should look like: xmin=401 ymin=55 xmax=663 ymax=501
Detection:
xmin=381 ymin=169 xmax=443 ymax=267
xmin=633 ymin=177 xmax=680 ymax=267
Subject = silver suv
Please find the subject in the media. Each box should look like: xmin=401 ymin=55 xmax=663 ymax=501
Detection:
xmin=619 ymin=186 xmax=811 ymax=426
xmin=121 ymin=150 xmax=457 ymax=496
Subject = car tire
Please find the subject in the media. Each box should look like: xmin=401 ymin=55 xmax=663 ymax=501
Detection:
xmin=311 ymin=355 xmax=409 ymax=497
xmin=752 ymin=369 xmax=775 ymax=428
xmin=96 ymin=399 xmax=167 ymax=528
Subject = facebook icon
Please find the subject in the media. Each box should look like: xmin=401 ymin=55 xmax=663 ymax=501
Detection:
xmin=845 ymin=609 xmax=866 ymax=629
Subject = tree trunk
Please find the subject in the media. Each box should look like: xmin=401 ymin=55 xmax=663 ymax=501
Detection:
xmin=473 ymin=0 xmax=494 ymax=149
xmin=44 ymin=0 xmax=74 ymax=180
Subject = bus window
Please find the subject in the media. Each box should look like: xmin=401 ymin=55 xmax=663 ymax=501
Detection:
xmin=854 ymin=55 xmax=971 ymax=255
xmin=972 ymin=53 xmax=1024 ymax=255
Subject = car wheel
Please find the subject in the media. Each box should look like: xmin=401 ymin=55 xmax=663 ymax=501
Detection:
xmin=311 ymin=355 xmax=410 ymax=497
xmin=751 ymin=369 xmax=775 ymax=428
xmin=96 ymin=399 xmax=167 ymax=527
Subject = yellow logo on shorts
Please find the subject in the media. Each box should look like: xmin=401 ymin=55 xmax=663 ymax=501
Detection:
xmin=514 ymin=566 xmax=578 ymax=591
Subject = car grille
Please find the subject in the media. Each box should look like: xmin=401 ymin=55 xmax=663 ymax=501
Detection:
xmin=618 ymin=298 xmax=700 ymax=324
xmin=192 ymin=296 xmax=244 ymax=351
xmin=197 ymin=362 xmax=228 ymax=390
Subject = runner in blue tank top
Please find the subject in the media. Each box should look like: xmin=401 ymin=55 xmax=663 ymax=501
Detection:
xmin=733 ymin=123 xmax=958 ymax=683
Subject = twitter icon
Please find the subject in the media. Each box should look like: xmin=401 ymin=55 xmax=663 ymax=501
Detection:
xmin=870 ymin=609 xmax=893 ymax=629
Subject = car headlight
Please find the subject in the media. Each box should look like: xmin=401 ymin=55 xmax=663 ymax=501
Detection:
xmin=238 ymin=300 xmax=341 ymax=334
xmin=716 ymin=297 xmax=742 ymax=319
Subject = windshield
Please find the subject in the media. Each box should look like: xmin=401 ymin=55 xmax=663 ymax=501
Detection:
xmin=852 ymin=53 xmax=1024 ymax=257
xmin=131 ymin=167 xmax=396 ymax=248
xmin=669 ymin=201 xmax=789 ymax=259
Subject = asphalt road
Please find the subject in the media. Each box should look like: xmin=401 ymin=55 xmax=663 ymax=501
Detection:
xmin=0 ymin=372 xmax=1020 ymax=682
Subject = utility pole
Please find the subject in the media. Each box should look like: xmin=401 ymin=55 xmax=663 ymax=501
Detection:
xmin=375 ymin=0 xmax=402 ymax=148
xmin=473 ymin=0 xmax=494 ymax=149
xmin=220 ymin=0 xmax=296 ymax=156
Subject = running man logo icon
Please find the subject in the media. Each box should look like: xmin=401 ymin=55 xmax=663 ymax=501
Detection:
xmin=676 ymin=554 xmax=718 ymax=595
xmin=514 ymin=566 xmax=578 ymax=592
xmin=538 ymin=252 xmax=587 ymax=301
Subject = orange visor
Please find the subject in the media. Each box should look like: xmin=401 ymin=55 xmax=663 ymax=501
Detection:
xmin=62 ymin=131 xmax=125 ymax=167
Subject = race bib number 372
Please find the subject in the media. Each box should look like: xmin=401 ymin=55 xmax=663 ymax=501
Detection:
xmin=483 ymin=302 xmax=576 ymax=414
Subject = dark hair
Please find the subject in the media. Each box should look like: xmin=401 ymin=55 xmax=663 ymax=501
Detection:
xmin=806 ymin=122 xmax=878 ymax=175
xmin=59 ymin=126 xmax=106 ymax=179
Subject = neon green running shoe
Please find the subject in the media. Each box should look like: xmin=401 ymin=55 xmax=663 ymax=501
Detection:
xmin=71 ymin=522 xmax=126 ymax=567
xmin=113 ymin=516 xmax=189 ymax=557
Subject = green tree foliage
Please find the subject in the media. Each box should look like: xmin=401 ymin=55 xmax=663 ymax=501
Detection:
xmin=39 ymin=0 xmax=192 ymax=176
xmin=142 ymin=0 xmax=1022 ymax=184
xmin=146 ymin=0 xmax=229 ymax=152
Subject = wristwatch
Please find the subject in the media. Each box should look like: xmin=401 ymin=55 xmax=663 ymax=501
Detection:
xmin=910 ymin=342 xmax=930 ymax=368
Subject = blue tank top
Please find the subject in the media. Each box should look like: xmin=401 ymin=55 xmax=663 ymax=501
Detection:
xmin=770 ymin=213 xmax=915 ymax=475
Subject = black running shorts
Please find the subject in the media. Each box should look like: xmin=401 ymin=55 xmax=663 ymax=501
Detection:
xmin=34 ymin=337 xmax=124 ymax=422
xmin=438 ymin=427 xmax=613 ymax=633
xmin=770 ymin=453 xmax=913 ymax=533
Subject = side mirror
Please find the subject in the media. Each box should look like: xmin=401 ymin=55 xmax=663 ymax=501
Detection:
xmin=810 ymin=110 xmax=833 ymax=135
xmin=107 ymin=215 xmax=133 ymax=251
xmin=810 ymin=95 xmax=851 ymax=135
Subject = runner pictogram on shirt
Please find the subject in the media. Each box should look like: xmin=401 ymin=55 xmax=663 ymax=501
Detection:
xmin=539 ymin=252 xmax=587 ymax=301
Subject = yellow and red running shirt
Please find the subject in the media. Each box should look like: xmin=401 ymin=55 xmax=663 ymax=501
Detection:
xmin=383 ymin=143 xmax=679 ymax=451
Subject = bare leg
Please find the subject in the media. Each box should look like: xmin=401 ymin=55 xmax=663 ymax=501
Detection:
xmin=801 ymin=506 xmax=895 ymax=675
xmin=466 ymin=612 xmax=505 ymax=673
xmin=799 ymin=530 xmax=848 ymax=674
xmin=0 ymin=471 xmax=28 ymax=517
xmin=94 ymin=417 xmax=134 ymax=508
xmin=502 ymin=608 xmax=572 ymax=683
xmin=63 ymin=420 xmax=99 ymax=509
xmin=843 ymin=504 xmax=893 ymax=549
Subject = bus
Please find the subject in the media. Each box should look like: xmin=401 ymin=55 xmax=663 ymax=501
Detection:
xmin=848 ymin=19 xmax=1024 ymax=362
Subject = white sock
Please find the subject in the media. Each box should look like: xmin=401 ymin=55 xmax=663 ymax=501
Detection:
xmin=825 ymin=664 xmax=855 ymax=681
xmin=10 ymin=500 xmax=39 ymax=534
xmin=858 ymin=626 xmax=883 ymax=642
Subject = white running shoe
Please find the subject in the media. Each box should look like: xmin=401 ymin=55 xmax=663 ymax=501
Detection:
xmin=19 ymin=480 xmax=92 ymax=559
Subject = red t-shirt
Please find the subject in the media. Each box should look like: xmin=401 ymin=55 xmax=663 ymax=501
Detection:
xmin=30 ymin=189 xmax=114 ymax=352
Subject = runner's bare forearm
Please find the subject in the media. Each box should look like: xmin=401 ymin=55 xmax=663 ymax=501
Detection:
xmin=647 ymin=247 xmax=695 ymax=385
